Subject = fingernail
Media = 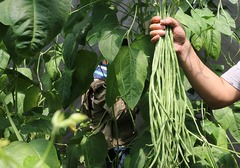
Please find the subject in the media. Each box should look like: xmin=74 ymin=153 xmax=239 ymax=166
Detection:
xmin=160 ymin=19 xmax=166 ymax=23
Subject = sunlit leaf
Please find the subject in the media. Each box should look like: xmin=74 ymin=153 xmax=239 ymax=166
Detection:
xmin=203 ymin=29 xmax=221 ymax=60
xmin=213 ymin=107 xmax=240 ymax=142
xmin=99 ymin=28 xmax=126 ymax=63
xmin=0 ymin=139 xmax=60 ymax=168
xmin=113 ymin=47 xmax=148 ymax=109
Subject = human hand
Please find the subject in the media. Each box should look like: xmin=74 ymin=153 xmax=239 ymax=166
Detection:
xmin=149 ymin=16 xmax=190 ymax=56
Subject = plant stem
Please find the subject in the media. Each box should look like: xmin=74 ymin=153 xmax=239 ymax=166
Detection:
xmin=34 ymin=128 xmax=57 ymax=168
xmin=3 ymin=102 xmax=23 ymax=141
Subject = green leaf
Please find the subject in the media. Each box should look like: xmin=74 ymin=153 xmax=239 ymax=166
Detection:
xmin=0 ymin=49 xmax=10 ymax=74
xmin=45 ymin=54 xmax=62 ymax=80
xmin=220 ymin=10 xmax=236 ymax=29
xmin=42 ymin=90 xmax=62 ymax=114
xmin=66 ymin=144 xmax=82 ymax=168
xmin=29 ymin=139 xmax=60 ymax=168
xmin=21 ymin=120 xmax=52 ymax=135
xmin=72 ymin=18 xmax=92 ymax=46
xmin=58 ymin=69 xmax=73 ymax=108
xmin=86 ymin=2 xmax=118 ymax=46
xmin=73 ymin=50 xmax=98 ymax=95
xmin=113 ymin=47 xmax=148 ymax=109
xmin=41 ymin=73 xmax=52 ymax=91
xmin=63 ymin=9 xmax=85 ymax=35
xmin=0 ymin=0 xmax=71 ymax=57
xmin=81 ymin=133 xmax=108 ymax=168
xmin=131 ymin=35 xmax=154 ymax=57
xmin=63 ymin=19 xmax=92 ymax=69
xmin=106 ymin=63 xmax=120 ymax=107
xmin=194 ymin=8 xmax=215 ymax=18
xmin=90 ymin=2 xmax=118 ymax=28
xmin=17 ymin=68 xmax=32 ymax=80
xmin=98 ymin=28 xmax=126 ymax=63
xmin=23 ymin=156 xmax=49 ymax=168
xmin=125 ymin=131 xmax=152 ymax=168
xmin=191 ymin=33 xmax=204 ymax=51
xmin=207 ymin=13 xmax=234 ymax=36
xmin=203 ymin=29 xmax=221 ymax=60
xmin=0 ymin=139 xmax=60 ymax=168
xmin=0 ymin=23 xmax=8 ymax=40
xmin=213 ymin=107 xmax=240 ymax=142
xmin=175 ymin=9 xmax=201 ymax=35
xmin=63 ymin=33 xmax=79 ymax=69
xmin=191 ymin=9 xmax=208 ymax=31
xmin=0 ymin=118 xmax=11 ymax=130
xmin=201 ymin=120 xmax=228 ymax=148
xmin=23 ymin=85 xmax=40 ymax=112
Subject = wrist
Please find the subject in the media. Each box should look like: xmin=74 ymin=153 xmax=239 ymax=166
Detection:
xmin=176 ymin=40 xmax=193 ymax=62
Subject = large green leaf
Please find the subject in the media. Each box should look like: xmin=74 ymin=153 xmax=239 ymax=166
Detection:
xmin=203 ymin=29 xmax=221 ymax=60
xmin=113 ymin=47 xmax=148 ymax=109
xmin=207 ymin=10 xmax=235 ymax=36
xmin=0 ymin=139 xmax=60 ymax=168
xmin=0 ymin=0 xmax=71 ymax=57
xmin=201 ymin=120 xmax=228 ymax=148
xmin=81 ymin=133 xmax=108 ymax=168
xmin=175 ymin=9 xmax=201 ymax=35
xmin=98 ymin=28 xmax=126 ymax=63
xmin=106 ymin=62 xmax=120 ymax=107
xmin=131 ymin=35 xmax=154 ymax=58
xmin=86 ymin=2 xmax=119 ymax=46
xmin=213 ymin=107 xmax=240 ymax=142
xmin=63 ymin=19 xmax=92 ymax=69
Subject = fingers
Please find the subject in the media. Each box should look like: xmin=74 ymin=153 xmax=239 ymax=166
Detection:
xmin=160 ymin=17 xmax=181 ymax=28
xmin=150 ymin=16 xmax=161 ymax=24
xmin=150 ymin=30 xmax=165 ymax=43
xmin=150 ymin=16 xmax=166 ymax=43
xmin=149 ymin=17 xmax=181 ymax=43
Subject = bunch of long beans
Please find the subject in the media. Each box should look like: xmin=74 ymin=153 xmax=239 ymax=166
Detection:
xmin=148 ymin=0 xmax=193 ymax=167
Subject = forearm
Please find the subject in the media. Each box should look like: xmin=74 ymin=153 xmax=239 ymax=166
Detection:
xmin=177 ymin=40 xmax=239 ymax=109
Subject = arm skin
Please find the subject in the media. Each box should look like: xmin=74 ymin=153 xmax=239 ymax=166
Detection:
xmin=149 ymin=16 xmax=240 ymax=109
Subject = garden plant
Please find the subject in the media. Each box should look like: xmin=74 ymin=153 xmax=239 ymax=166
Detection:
xmin=0 ymin=0 xmax=240 ymax=167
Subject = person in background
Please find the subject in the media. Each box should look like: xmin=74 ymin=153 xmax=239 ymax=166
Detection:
xmin=82 ymin=58 xmax=138 ymax=168
xmin=149 ymin=16 xmax=240 ymax=109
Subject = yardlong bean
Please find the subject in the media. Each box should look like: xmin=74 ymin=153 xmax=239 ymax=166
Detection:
xmin=149 ymin=1 xmax=194 ymax=167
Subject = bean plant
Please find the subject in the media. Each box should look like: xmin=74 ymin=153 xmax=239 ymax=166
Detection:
xmin=0 ymin=0 xmax=239 ymax=167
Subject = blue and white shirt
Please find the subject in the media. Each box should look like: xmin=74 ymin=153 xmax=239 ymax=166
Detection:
xmin=93 ymin=62 xmax=107 ymax=80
